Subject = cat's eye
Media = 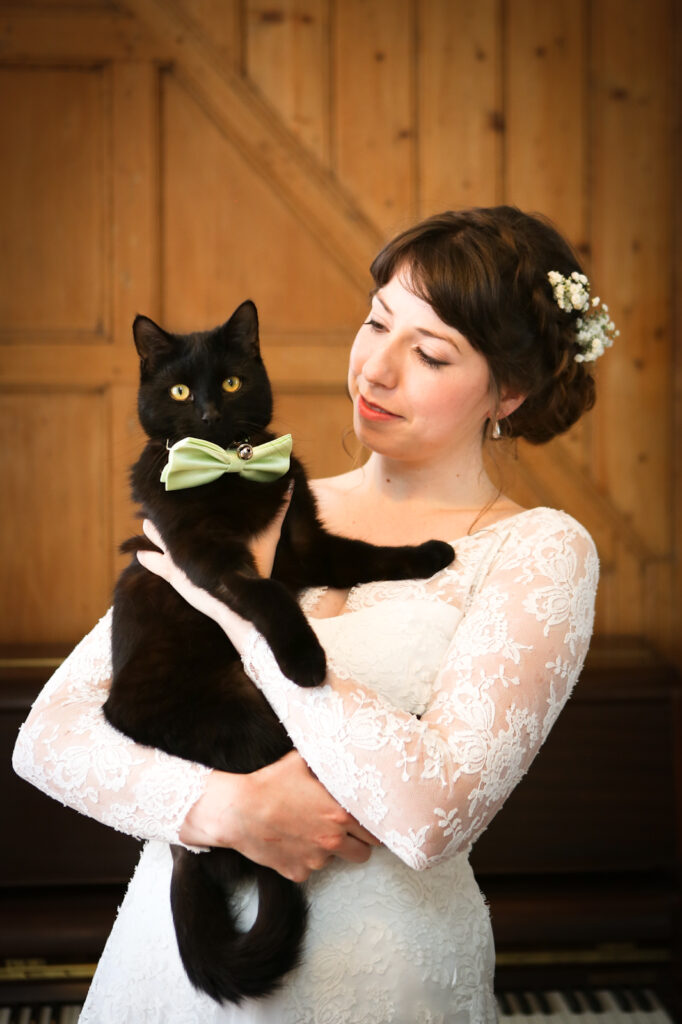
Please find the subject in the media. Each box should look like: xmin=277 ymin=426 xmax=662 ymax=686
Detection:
xmin=222 ymin=376 xmax=242 ymax=393
xmin=169 ymin=384 xmax=191 ymax=402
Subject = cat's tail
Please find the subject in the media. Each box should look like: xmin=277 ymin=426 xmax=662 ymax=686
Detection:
xmin=170 ymin=846 xmax=308 ymax=1005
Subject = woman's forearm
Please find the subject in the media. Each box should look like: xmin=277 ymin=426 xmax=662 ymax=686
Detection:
xmin=12 ymin=609 xmax=211 ymax=848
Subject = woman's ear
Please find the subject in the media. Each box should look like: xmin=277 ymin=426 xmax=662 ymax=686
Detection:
xmin=497 ymin=391 xmax=526 ymax=420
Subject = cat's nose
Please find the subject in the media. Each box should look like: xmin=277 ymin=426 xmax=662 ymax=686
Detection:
xmin=201 ymin=403 xmax=220 ymax=423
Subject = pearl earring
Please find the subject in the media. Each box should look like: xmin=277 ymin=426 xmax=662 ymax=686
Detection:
xmin=491 ymin=419 xmax=502 ymax=440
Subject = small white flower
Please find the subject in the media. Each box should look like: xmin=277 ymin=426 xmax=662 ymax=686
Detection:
xmin=547 ymin=270 xmax=618 ymax=364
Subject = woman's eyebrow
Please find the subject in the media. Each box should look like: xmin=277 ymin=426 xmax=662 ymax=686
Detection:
xmin=374 ymin=292 xmax=392 ymax=315
xmin=374 ymin=291 xmax=461 ymax=350
xmin=417 ymin=327 xmax=459 ymax=347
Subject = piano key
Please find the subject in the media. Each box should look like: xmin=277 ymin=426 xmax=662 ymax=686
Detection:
xmin=58 ymin=1007 xmax=83 ymax=1024
xmin=494 ymin=988 xmax=676 ymax=1023
xmin=520 ymin=991 xmax=551 ymax=1023
xmin=637 ymin=989 xmax=675 ymax=1024
xmin=601 ymin=988 xmax=641 ymax=1024
xmin=497 ymin=990 xmax=515 ymax=1016
xmin=16 ymin=1008 xmax=32 ymax=1024
xmin=499 ymin=992 xmax=533 ymax=1022
xmin=582 ymin=989 xmax=605 ymax=1013
xmin=36 ymin=1007 xmax=53 ymax=1024
xmin=543 ymin=992 xmax=580 ymax=1023
xmin=572 ymin=989 xmax=604 ymax=1023
xmin=0 ymin=1009 xmax=9 ymax=1024
xmin=534 ymin=991 xmax=554 ymax=1014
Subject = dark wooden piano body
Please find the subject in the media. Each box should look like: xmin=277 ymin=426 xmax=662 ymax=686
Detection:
xmin=1 ymin=639 xmax=681 ymax=1017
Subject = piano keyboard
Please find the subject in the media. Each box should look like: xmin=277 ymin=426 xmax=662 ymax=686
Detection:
xmin=496 ymin=988 xmax=676 ymax=1021
xmin=0 ymin=1009 xmax=81 ymax=1024
xmin=0 ymin=990 xmax=675 ymax=1023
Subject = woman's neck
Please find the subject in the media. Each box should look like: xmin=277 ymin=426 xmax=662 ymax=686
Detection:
xmin=360 ymin=449 xmax=499 ymax=513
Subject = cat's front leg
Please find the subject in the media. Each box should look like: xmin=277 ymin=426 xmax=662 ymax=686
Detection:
xmin=159 ymin=532 xmax=326 ymax=687
xmin=218 ymin=573 xmax=326 ymax=688
xmin=281 ymin=531 xmax=455 ymax=590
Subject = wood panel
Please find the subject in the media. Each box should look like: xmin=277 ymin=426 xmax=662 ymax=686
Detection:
xmin=333 ymin=0 xmax=416 ymax=232
xmin=590 ymin=0 xmax=674 ymax=556
xmin=0 ymin=390 xmax=112 ymax=644
xmin=160 ymin=71 xmax=368 ymax=332
xmin=417 ymin=0 xmax=502 ymax=215
xmin=0 ymin=65 xmax=110 ymax=340
xmin=505 ymin=0 xmax=587 ymax=244
xmin=271 ymin=391 xmax=357 ymax=480
xmin=0 ymin=0 xmax=677 ymax=666
xmin=245 ymin=0 xmax=331 ymax=164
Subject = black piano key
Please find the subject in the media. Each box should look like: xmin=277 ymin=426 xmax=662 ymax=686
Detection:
xmin=562 ymin=989 xmax=583 ymax=1013
xmin=612 ymin=988 xmax=634 ymax=1011
xmin=534 ymin=990 xmax=553 ymax=1014
xmin=582 ymin=988 xmax=604 ymax=1013
xmin=633 ymin=988 xmax=655 ymax=1010
xmin=516 ymin=991 xmax=533 ymax=1015
xmin=496 ymin=991 xmax=514 ymax=1016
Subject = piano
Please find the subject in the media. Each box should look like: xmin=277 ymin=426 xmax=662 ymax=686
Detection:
xmin=1 ymin=637 xmax=680 ymax=1021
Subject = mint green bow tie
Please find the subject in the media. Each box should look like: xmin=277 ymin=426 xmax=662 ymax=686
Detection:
xmin=160 ymin=434 xmax=293 ymax=490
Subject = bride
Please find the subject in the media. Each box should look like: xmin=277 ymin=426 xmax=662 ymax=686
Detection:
xmin=13 ymin=205 xmax=609 ymax=1023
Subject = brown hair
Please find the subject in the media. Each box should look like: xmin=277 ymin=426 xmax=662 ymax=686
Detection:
xmin=370 ymin=206 xmax=596 ymax=444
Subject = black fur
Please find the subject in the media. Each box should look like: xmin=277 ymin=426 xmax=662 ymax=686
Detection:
xmin=104 ymin=300 xmax=454 ymax=1004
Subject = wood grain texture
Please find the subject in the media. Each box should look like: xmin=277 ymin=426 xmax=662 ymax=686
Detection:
xmin=0 ymin=65 xmax=110 ymax=339
xmin=0 ymin=391 xmax=111 ymax=644
xmin=417 ymin=0 xmax=502 ymax=215
xmin=245 ymin=0 xmax=331 ymax=163
xmin=0 ymin=0 xmax=677 ymax=664
xmin=333 ymin=0 xmax=416 ymax=231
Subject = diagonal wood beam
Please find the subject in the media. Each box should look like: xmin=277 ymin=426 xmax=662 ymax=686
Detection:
xmin=122 ymin=0 xmax=383 ymax=292
xmin=514 ymin=439 xmax=658 ymax=563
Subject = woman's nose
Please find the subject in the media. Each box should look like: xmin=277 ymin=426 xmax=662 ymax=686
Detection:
xmin=361 ymin=337 xmax=399 ymax=389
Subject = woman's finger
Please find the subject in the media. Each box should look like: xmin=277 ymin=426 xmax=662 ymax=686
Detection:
xmin=142 ymin=518 xmax=166 ymax=552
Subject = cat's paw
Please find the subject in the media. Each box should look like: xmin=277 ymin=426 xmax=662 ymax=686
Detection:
xmin=412 ymin=539 xmax=455 ymax=576
xmin=270 ymin=625 xmax=327 ymax=688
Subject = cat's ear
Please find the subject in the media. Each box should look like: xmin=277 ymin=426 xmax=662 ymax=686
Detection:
xmin=132 ymin=315 xmax=177 ymax=372
xmin=222 ymin=300 xmax=260 ymax=357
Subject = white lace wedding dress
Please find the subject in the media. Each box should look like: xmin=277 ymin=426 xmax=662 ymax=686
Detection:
xmin=13 ymin=507 xmax=598 ymax=1024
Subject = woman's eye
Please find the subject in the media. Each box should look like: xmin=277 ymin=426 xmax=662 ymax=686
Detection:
xmin=416 ymin=349 xmax=448 ymax=369
xmin=222 ymin=376 xmax=242 ymax=393
xmin=169 ymin=384 xmax=191 ymax=401
xmin=364 ymin=318 xmax=385 ymax=331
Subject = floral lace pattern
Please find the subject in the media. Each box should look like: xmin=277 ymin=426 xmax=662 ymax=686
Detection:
xmin=12 ymin=609 xmax=211 ymax=848
xmin=243 ymin=508 xmax=598 ymax=870
xmin=12 ymin=506 xmax=598 ymax=1023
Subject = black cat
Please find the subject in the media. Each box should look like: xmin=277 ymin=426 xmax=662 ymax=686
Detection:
xmin=104 ymin=300 xmax=454 ymax=1004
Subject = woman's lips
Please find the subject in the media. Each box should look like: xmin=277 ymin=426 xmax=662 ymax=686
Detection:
xmin=357 ymin=394 xmax=401 ymax=421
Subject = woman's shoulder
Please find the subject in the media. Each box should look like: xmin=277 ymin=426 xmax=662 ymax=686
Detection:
xmin=494 ymin=506 xmax=598 ymax=559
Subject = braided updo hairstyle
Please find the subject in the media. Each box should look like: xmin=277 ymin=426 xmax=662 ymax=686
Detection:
xmin=370 ymin=206 xmax=596 ymax=444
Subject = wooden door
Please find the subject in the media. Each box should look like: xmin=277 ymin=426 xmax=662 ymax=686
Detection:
xmin=0 ymin=0 xmax=679 ymax=667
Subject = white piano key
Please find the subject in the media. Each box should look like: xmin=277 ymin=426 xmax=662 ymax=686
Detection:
xmin=16 ymin=1009 xmax=32 ymax=1024
xmin=640 ymin=988 xmax=676 ymax=1024
xmin=0 ymin=1009 xmax=10 ymax=1024
xmin=519 ymin=991 xmax=551 ymax=1023
xmin=544 ymin=990 xmax=591 ymax=1023
xmin=36 ymin=1006 xmax=53 ymax=1024
xmin=601 ymin=987 xmax=646 ymax=1023
xmin=498 ymin=991 xmax=533 ymax=1022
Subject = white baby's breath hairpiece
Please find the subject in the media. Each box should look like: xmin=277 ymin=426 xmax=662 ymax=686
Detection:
xmin=547 ymin=270 xmax=619 ymax=363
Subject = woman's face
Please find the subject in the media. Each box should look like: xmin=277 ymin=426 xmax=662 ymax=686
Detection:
xmin=348 ymin=273 xmax=495 ymax=464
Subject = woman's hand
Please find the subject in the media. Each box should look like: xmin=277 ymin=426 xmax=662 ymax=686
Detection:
xmin=180 ymin=751 xmax=379 ymax=882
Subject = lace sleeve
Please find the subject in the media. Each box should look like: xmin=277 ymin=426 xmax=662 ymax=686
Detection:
xmin=11 ymin=608 xmax=211 ymax=847
xmin=243 ymin=514 xmax=599 ymax=871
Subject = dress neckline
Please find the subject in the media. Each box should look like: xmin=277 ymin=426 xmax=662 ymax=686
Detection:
xmin=445 ymin=505 xmax=554 ymax=546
